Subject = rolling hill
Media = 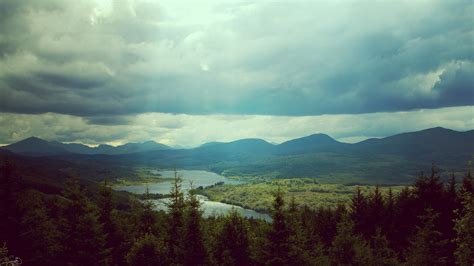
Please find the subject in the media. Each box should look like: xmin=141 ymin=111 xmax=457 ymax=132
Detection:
xmin=2 ymin=127 xmax=473 ymax=183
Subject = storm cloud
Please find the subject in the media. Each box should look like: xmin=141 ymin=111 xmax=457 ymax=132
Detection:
xmin=0 ymin=0 xmax=472 ymax=145
xmin=0 ymin=0 xmax=472 ymax=117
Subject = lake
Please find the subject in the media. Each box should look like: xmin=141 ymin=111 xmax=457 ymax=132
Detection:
xmin=114 ymin=170 xmax=271 ymax=221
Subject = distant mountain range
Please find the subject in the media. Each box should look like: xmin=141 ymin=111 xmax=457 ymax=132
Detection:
xmin=1 ymin=127 xmax=473 ymax=183
xmin=2 ymin=137 xmax=170 ymax=156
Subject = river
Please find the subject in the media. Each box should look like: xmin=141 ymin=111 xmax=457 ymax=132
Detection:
xmin=114 ymin=170 xmax=271 ymax=221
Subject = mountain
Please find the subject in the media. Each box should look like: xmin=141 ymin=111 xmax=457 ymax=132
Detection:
xmin=196 ymin=139 xmax=274 ymax=154
xmin=3 ymin=127 xmax=473 ymax=184
xmin=106 ymin=141 xmax=170 ymax=154
xmin=276 ymin=133 xmax=345 ymax=154
xmin=50 ymin=141 xmax=96 ymax=154
xmin=199 ymin=141 xmax=224 ymax=148
xmin=3 ymin=138 xmax=170 ymax=156
xmin=354 ymin=127 xmax=474 ymax=155
xmin=3 ymin=137 xmax=71 ymax=156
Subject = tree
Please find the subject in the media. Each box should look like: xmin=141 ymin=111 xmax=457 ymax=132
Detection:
xmin=370 ymin=228 xmax=398 ymax=266
xmin=137 ymin=184 xmax=158 ymax=236
xmin=405 ymin=208 xmax=447 ymax=265
xmin=216 ymin=209 xmax=251 ymax=266
xmin=60 ymin=177 xmax=106 ymax=265
xmin=391 ymin=186 xmax=416 ymax=253
xmin=460 ymin=168 xmax=473 ymax=194
xmin=183 ymin=185 xmax=207 ymax=266
xmin=266 ymin=188 xmax=290 ymax=266
xmin=98 ymin=179 xmax=115 ymax=265
xmin=414 ymin=166 xmax=444 ymax=212
xmin=383 ymin=187 xmax=396 ymax=243
xmin=367 ymin=185 xmax=385 ymax=237
xmin=17 ymin=190 xmax=63 ymax=265
xmin=0 ymin=158 xmax=21 ymax=255
xmin=166 ymin=169 xmax=185 ymax=265
xmin=330 ymin=213 xmax=372 ymax=265
xmin=350 ymin=186 xmax=369 ymax=237
xmin=126 ymin=234 xmax=165 ymax=266
xmin=453 ymin=192 xmax=474 ymax=265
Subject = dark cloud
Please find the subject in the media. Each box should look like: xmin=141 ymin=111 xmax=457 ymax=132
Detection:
xmin=0 ymin=0 xmax=472 ymax=118
xmin=85 ymin=116 xmax=132 ymax=125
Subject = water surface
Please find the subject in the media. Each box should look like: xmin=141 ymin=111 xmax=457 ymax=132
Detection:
xmin=115 ymin=170 xmax=271 ymax=221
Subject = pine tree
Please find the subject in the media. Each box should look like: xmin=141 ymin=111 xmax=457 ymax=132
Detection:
xmin=183 ymin=185 xmax=207 ymax=266
xmin=137 ymin=184 xmax=157 ymax=235
xmin=216 ymin=209 xmax=251 ymax=266
xmin=391 ymin=186 xmax=416 ymax=253
xmin=460 ymin=168 xmax=473 ymax=194
xmin=405 ymin=208 xmax=447 ymax=265
xmin=442 ymin=173 xmax=460 ymax=264
xmin=383 ymin=187 xmax=396 ymax=243
xmin=0 ymin=159 xmax=21 ymax=255
xmin=330 ymin=213 xmax=372 ymax=265
xmin=370 ymin=228 xmax=398 ymax=266
xmin=266 ymin=188 xmax=290 ymax=266
xmin=17 ymin=190 xmax=63 ymax=265
xmin=60 ymin=177 xmax=106 ymax=265
xmin=453 ymin=192 xmax=474 ymax=265
xmin=414 ymin=166 xmax=444 ymax=212
xmin=350 ymin=186 xmax=369 ymax=237
xmin=166 ymin=169 xmax=185 ymax=265
xmin=98 ymin=179 xmax=116 ymax=265
xmin=368 ymin=185 xmax=385 ymax=237
xmin=126 ymin=233 xmax=165 ymax=266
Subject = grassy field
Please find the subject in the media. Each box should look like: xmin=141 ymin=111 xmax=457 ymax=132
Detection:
xmin=198 ymin=178 xmax=406 ymax=213
xmin=113 ymin=167 xmax=174 ymax=186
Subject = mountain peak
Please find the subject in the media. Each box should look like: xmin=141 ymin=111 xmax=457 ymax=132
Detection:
xmin=21 ymin=136 xmax=47 ymax=143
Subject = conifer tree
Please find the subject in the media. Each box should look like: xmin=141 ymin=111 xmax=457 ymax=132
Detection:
xmin=126 ymin=233 xmax=165 ymax=266
xmin=350 ymin=186 xmax=369 ymax=237
xmin=383 ymin=187 xmax=395 ymax=242
xmin=370 ymin=228 xmax=398 ymax=266
xmin=183 ymin=185 xmax=207 ymax=266
xmin=460 ymin=168 xmax=473 ymax=194
xmin=17 ymin=190 xmax=63 ymax=265
xmin=330 ymin=213 xmax=372 ymax=265
xmin=60 ymin=177 xmax=106 ymax=265
xmin=266 ymin=188 xmax=290 ymax=266
xmin=166 ymin=169 xmax=185 ymax=265
xmin=137 ymin=184 xmax=157 ymax=235
xmin=216 ymin=209 xmax=251 ymax=266
xmin=391 ymin=186 xmax=416 ymax=252
xmin=98 ymin=179 xmax=115 ymax=265
xmin=405 ymin=208 xmax=447 ymax=265
xmin=0 ymin=159 xmax=21 ymax=255
xmin=453 ymin=192 xmax=474 ymax=265
xmin=368 ymin=185 xmax=385 ymax=237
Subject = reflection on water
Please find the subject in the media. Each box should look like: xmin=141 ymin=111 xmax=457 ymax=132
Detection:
xmin=115 ymin=170 xmax=271 ymax=221
xmin=115 ymin=170 xmax=243 ymax=194
xmin=152 ymin=195 xmax=271 ymax=222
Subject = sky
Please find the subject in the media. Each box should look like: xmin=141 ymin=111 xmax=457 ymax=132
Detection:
xmin=0 ymin=0 xmax=473 ymax=147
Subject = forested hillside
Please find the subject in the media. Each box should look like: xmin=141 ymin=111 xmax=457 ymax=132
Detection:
xmin=1 ymin=158 xmax=473 ymax=265
xmin=3 ymin=127 xmax=473 ymax=184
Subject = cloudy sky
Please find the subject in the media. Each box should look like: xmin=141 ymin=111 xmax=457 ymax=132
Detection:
xmin=0 ymin=0 xmax=473 ymax=147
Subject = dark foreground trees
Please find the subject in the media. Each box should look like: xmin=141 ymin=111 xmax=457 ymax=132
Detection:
xmin=1 ymin=160 xmax=473 ymax=265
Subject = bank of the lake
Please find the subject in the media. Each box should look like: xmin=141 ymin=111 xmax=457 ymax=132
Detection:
xmin=114 ymin=170 xmax=271 ymax=221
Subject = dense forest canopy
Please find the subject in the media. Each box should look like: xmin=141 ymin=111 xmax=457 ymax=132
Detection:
xmin=1 ymin=159 xmax=473 ymax=265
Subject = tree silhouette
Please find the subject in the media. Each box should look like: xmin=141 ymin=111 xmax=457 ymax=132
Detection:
xmin=166 ymin=169 xmax=185 ymax=265
xmin=453 ymin=192 xmax=474 ymax=265
xmin=266 ymin=188 xmax=290 ymax=266
xmin=216 ymin=208 xmax=251 ymax=266
xmin=183 ymin=185 xmax=207 ymax=266
xmin=405 ymin=208 xmax=447 ymax=265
